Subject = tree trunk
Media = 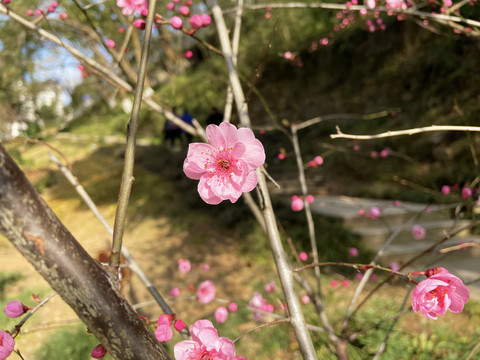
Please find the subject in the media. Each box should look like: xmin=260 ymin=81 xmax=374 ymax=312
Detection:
xmin=0 ymin=144 xmax=171 ymax=360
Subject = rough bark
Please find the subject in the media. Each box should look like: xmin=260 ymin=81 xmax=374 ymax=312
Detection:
xmin=0 ymin=144 xmax=171 ymax=360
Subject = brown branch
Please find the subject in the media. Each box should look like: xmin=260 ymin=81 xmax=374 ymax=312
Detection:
xmin=0 ymin=144 xmax=170 ymax=360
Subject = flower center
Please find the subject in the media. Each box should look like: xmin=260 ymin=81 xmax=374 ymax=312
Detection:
xmin=219 ymin=159 xmax=230 ymax=170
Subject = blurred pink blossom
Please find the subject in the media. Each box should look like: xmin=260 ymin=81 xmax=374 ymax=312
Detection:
xmin=330 ymin=280 xmax=338 ymax=288
xmin=197 ymin=280 xmax=216 ymax=304
xmin=228 ymin=302 xmax=238 ymax=312
xmin=170 ymin=16 xmax=183 ymax=29
xmin=106 ymin=39 xmax=116 ymax=48
xmin=166 ymin=2 xmax=174 ymax=9
xmin=214 ymin=306 xmax=229 ymax=323
xmin=0 ymin=331 xmax=14 ymax=360
xmin=369 ymin=206 xmax=381 ymax=219
xmin=178 ymin=258 xmax=191 ymax=274
xmin=291 ymin=196 xmax=304 ymax=212
xmin=301 ymin=295 xmax=310 ymax=304
xmin=200 ymin=14 xmax=211 ymax=27
xmin=179 ymin=5 xmax=189 ymax=16
xmin=264 ymin=280 xmax=276 ymax=293
xmin=411 ymin=225 xmax=426 ymax=240
xmin=174 ymin=320 xmax=236 ymax=360
xmin=174 ymin=319 xmax=186 ymax=331
xmin=185 ymin=50 xmax=193 ymax=59
xmin=26 ymin=9 xmax=34 ymax=15
xmin=299 ymin=252 xmax=308 ymax=261
xmin=412 ymin=268 xmax=470 ymax=319
xmin=342 ymin=280 xmax=349 ymax=287
xmin=441 ymin=185 xmax=450 ymax=195
xmin=155 ymin=323 xmax=173 ymax=342
xmin=133 ymin=18 xmax=146 ymax=30
xmin=183 ymin=123 xmax=265 ymax=205
xmin=314 ymin=156 xmax=324 ymax=165
xmin=189 ymin=14 xmax=202 ymax=29
xmin=349 ymin=247 xmax=358 ymax=257
xmin=462 ymin=187 xmax=472 ymax=200
xmin=170 ymin=287 xmax=181 ymax=297
xmin=116 ymin=0 xmax=147 ymax=15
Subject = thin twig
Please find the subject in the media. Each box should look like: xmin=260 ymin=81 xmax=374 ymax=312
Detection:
xmin=233 ymin=318 xmax=290 ymax=343
xmin=11 ymin=292 xmax=57 ymax=337
xmin=331 ymin=125 xmax=480 ymax=140
xmin=109 ymin=0 xmax=157 ymax=271
xmin=294 ymin=261 xmax=407 ymax=279
xmin=439 ymin=241 xmax=480 ymax=253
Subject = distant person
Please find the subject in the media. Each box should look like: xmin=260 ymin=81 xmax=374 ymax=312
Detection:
xmin=180 ymin=109 xmax=194 ymax=144
xmin=164 ymin=107 xmax=181 ymax=146
xmin=206 ymin=107 xmax=223 ymax=126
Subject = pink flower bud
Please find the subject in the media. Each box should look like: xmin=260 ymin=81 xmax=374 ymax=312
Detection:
xmin=342 ymin=280 xmax=349 ymax=287
xmin=228 ymin=302 xmax=238 ymax=312
xmin=133 ymin=19 xmax=146 ymax=30
xmin=291 ymin=197 xmax=304 ymax=212
xmin=411 ymin=225 xmax=426 ymax=240
xmin=441 ymin=185 xmax=450 ymax=195
xmin=187 ymin=0 xmax=192 ymax=4
xmin=380 ymin=147 xmax=390 ymax=158
xmin=170 ymin=287 xmax=180 ymax=297
xmin=308 ymin=160 xmax=316 ymax=168
xmin=27 ymin=9 xmax=34 ymax=15
xmin=51 ymin=1 xmax=58 ymax=7
xmin=349 ymin=247 xmax=358 ymax=257
xmin=314 ymin=156 xmax=324 ymax=165
xmin=299 ymin=252 xmax=308 ymax=261
xmin=166 ymin=2 xmax=174 ymax=10
xmin=462 ymin=187 xmax=472 ymax=200
xmin=301 ymin=295 xmax=310 ymax=304
xmin=305 ymin=195 xmax=314 ymax=204
xmin=189 ymin=14 xmax=202 ymax=29
xmin=91 ymin=344 xmax=107 ymax=359
xmin=200 ymin=14 xmax=211 ymax=27
xmin=185 ymin=50 xmax=193 ymax=59
xmin=170 ymin=16 xmax=183 ymax=29
xmin=202 ymin=263 xmax=210 ymax=271
xmin=155 ymin=323 xmax=173 ymax=342
xmin=264 ymin=280 xmax=276 ymax=293
xmin=48 ymin=6 xmax=55 ymax=12
xmin=2 ymin=0 xmax=10 ymax=4
xmin=59 ymin=12 xmax=68 ymax=19
xmin=158 ymin=313 xmax=175 ymax=326
xmin=106 ymin=39 xmax=116 ymax=48
xmin=214 ymin=306 xmax=228 ymax=323
xmin=278 ymin=153 xmax=286 ymax=160
xmin=284 ymin=51 xmax=293 ymax=60
xmin=370 ymin=151 xmax=378 ymax=159
xmin=330 ymin=280 xmax=338 ymax=288
xmin=393 ymin=200 xmax=402 ymax=207
xmin=179 ymin=5 xmax=189 ymax=16
xmin=358 ymin=209 xmax=366 ymax=216
xmin=174 ymin=319 xmax=186 ymax=331
xmin=35 ymin=9 xmax=43 ymax=15
xmin=369 ymin=206 xmax=381 ymax=219
xmin=4 ymin=301 xmax=28 ymax=318
xmin=140 ymin=7 xmax=148 ymax=16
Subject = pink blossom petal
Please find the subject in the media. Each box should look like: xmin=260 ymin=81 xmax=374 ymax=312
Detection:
xmin=174 ymin=340 xmax=197 ymax=360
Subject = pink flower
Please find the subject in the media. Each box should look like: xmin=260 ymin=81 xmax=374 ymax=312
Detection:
xmin=197 ymin=280 xmax=216 ymax=304
xmin=305 ymin=195 xmax=314 ymax=203
xmin=349 ymin=247 xmax=358 ymax=257
xmin=200 ymin=14 xmax=211 ymax=27
xmin=308 ymin=160 xmax=316 ymax=168
xmin=228 ymin=302 xmax=238 ymax=312
xmin=116 ymin=0 xmax=147 ymax=15
xmin=189 ymin=14 xmax=203 ymax=30
xmin=369 ymin=206 xmax=381 ymax=219
xmin=278 ymin=152 xmax=286 ymax=160
xmin=320 ymin=38 xmax=329 ymax=46
xmin=342 ymin=280 xmax=349 ymax=287
xmin=4 ymin=300 xmax=28 ymax=318
xmin=214 ymin=306 xmax=229 ymax=323
xmin=330 ymin=280 xmax=338 ymax=288
xmin=203 ymin=264 xmax=210 ymax=271
xmin=301 ymin=295 xmax=310 ymax=304
xmin=156 ymin=323 xmax=173 ymax=342
xmin=264 ymin=280 xmax=276 ymax=293
xmin=26 ymin=9 xmax=34 ymax=15
xmin=91 ymin=344 xmax=107 ymax=359
xmin=411 ymin=225 xmax=426 ymax=240
xmin=390 ymin=262 xmax=400 ymax=272
xmin=35 ymin=9 xmax=43 ymax=15
xmin=441 ymin=185 xmax=450 ymax=195
xmin=171 ymin=287 xmax=181 ymax=297
xmin=59 ymin=12 xmax=68 ymax=19
xmin=370 ymin=151 xmax=378 ymax=159
xmin=462 ymin=187 xmax=472 ymax=200
xmin=185 ymin=50 xmax=193 ymax=59
xmin=393 ymin=200 xmax=402 ymax=207
xmin=183 ymin=123 xmax=265 ymax=205
xmin=174 ymin=320 xmax=236 ymax=360
xmin=299 ymin=252 xmax=308 ymax=261
xmin=314 ymin=156 xmax=324 ymax=165
xmin=178 ymin=258 xmax=191 ymax=274
xmin=249 ymin=292 xmax=270 ymax=321
xmin=0 ymin=331 xmax=14 ymax=360
xmin=283 ymin=51 xmax=293 ymax=60
xmin=77 ymin=65 xmax=84 ymax=71
xmin=133 ymin=19 xmax=146 ymax=30
xmin=166 ymin=2 xmax=174 ymax=9
xmin=380 ymin=147 xmax=390 ymax=158
xmin=158 ymin=313 xmax=175 ymax=326
xmin=412 ymin=269 xmax=470 ymax=320
xmin=355 ymin=273 xmax=363 ymax=280
xmin=179 ymin=5 xmax=189 ymax=16
xmin=175 ymin=320 xmax=186 ymax=331
xmin=358 ymin=209 xmax=366 ymax=216
xmin=291 ymin=196 xmax=304 ymax=212
xmin=170 ymin=16 xmax=183 ymax=29
xmin=106 ymin=40 xmax=116 ymax=48
xmin=370 ymin=274 xmax=377 ymax=281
